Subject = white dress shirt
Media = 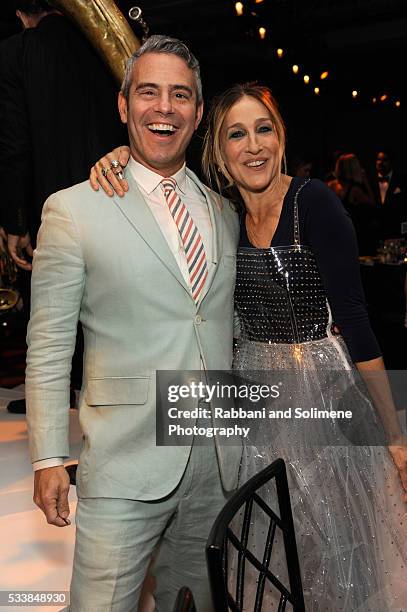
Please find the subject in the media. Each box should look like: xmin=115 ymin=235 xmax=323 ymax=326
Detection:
xmin=33 ymin=158 xmax=212 ymax=471
xmin=378 ymin=169 xmax=393 ymax=204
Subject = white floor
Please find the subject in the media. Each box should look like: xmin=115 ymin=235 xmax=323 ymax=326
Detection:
xmin=2 ymin=386 xmax=405 ymax=611
xmin=0 ymin=386 xmax=82 ymax=612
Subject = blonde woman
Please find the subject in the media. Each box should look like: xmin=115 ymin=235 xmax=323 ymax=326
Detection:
xmin=91 ymin=83 xmax=407 ymax=610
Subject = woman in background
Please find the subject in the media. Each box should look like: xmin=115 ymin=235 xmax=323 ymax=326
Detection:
xmin=328 ymin=152 xmax=378 ymax=253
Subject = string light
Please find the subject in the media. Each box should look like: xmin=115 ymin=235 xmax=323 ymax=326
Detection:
xmin=235 ymin=2 xmax=243 ymax=16
xmin=232 ymin=19 xmax=401 ymax=107
xmin=255 ymin=0 xmax=264 ymax=3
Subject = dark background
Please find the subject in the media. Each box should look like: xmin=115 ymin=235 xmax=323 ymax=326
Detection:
xmin=1 ymin=0 xmax=406 ymax=180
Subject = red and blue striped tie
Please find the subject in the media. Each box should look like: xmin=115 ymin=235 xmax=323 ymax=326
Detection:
xmin=161 ymin=177 xmax=208 ymax=303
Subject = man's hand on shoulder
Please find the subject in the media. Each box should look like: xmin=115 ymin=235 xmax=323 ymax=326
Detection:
xmin=33 ymin=465 xmax=71 ymax=527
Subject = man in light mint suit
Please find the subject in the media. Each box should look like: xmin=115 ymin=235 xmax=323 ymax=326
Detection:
xmin=26 ymin=36 xmax=240 ymax=611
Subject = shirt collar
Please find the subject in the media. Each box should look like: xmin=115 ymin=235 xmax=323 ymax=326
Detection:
xmin=128 ymin=157 xmax=187 ymax=195
xmin=378 ymin=169 xmax=393 ymax=181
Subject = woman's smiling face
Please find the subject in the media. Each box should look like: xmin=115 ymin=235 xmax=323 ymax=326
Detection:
xmin=220 ymin=95 xmax=281 ymax=194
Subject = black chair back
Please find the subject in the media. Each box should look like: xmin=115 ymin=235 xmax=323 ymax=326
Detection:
xmin=206 ymin=458 xmax=305 ymax=612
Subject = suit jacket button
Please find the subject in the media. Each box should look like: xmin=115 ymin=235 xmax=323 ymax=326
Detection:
xmin=195 ymin=315 xmax=202 ymax=324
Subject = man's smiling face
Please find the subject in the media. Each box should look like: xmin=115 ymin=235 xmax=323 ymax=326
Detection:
xmin=118 ymin=52 xmax=203 ymax=177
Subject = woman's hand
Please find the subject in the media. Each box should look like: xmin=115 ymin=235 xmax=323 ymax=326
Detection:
xmin=388 ymin=444 xmax=407 ymax=503
xmin=89 ymin=146 xmax=130 ymax=197
xmin=356 ymin=357 xmax=407 ymax=503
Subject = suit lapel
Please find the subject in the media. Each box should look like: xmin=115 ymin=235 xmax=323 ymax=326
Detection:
xmin=112 ymin=173 xmax=190 ymax=295
xmin=112 ymin=168 xmax=225 ymax=308
xmin=385 ymin=174 xmax=396 ymax=205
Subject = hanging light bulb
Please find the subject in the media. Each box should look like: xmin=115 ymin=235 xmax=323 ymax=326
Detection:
xmin=292 ymin=64 xmax=299 ymax=74
xmin=352 ymin=90 xmax=358 ymax=98
xmin=372 ymin=97 xmax=377 ymax=103
xmin=303 ymin=75 xmax=310 ymax=84
xmin=258 ymin=27 xmax=266 ymax=40
xmin=320 ymin=71 xmax=329 ymax=80
xmin=235 ymin=2 xmax=244 ymax=16
xmin=255 ymin=0 xmax=264 ymax=3
xmin=314 ymin=87 xmax=320 ymax=95
xmin=380 ymin=94 xmax=388 ymax=102
xmin=395 ymin=100 xmax=401 ymax=107
xmin=277 ymin=48 xmax=284 ymax=58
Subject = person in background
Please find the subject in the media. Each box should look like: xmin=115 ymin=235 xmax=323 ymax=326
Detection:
xmin=373 ymin=150 xmax=407 ymax=239
xmin=323 ymin=148 xmax=343 ymax=183
xmin=290 ymin=153 xmax=313 ymax=178
xmin=0 ymin=0 xmax=125 ymax=411
xmin=328 ymin=152 xmax=378 ymax=254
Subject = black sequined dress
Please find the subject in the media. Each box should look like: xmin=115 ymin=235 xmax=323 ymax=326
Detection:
xmin=232 ymin=180 xmax=407 ymax=611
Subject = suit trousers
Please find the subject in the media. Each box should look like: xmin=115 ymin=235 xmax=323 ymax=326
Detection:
xmin=68 ymin=441 xmax=228 ymax=611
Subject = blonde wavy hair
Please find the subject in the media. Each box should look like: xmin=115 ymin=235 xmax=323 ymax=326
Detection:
xmin=202 ymin=83 xmax=286 ymax=209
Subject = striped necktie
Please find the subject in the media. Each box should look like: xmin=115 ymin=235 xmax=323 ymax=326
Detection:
xmin=161 ymin=177 xmax=208 ymax=303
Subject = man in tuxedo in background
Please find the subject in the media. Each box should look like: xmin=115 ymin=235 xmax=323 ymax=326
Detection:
xmin=373 ymin=150 xmax=407 ymax=239
xmin=0 ymin=0 xmax=124 ymax=411
xmin=26 ymin=35 xmax=240 ymax=611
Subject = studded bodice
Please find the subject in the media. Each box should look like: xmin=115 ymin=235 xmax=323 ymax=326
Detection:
xmin=234 ymin=180 xmax=330 ymax=344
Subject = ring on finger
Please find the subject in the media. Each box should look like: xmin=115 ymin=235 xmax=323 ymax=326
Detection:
xmin=101 ymin=166 xmax=111 ymax=178
xmin=116 ymin=170 xmax=124 ymax=180
xmin=110 ymin=159 xmax=120 ymax=169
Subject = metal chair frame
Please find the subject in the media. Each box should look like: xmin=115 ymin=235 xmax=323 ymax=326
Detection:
xmin=206 ymin=458 xmax=305 ymax=612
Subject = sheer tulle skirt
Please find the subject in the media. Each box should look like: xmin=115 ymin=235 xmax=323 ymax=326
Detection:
xmin=231 ymin=336 xmax=407 ymax=611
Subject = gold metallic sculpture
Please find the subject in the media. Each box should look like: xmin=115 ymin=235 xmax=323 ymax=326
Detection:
xmin=0 ymin=249 xmax=19 ymax=313
xmin=47 ymin=0 xmax=142 ymax=84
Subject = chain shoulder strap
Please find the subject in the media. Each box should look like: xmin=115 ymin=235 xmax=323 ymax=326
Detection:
xmin=293 ymin=178 xmax=311 ymax=245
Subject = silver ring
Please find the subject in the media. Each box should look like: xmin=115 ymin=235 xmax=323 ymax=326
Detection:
xmin=117 ymin=170 xmax=124 ymax=180
xmin=110 ymin=160 xmax=120 ymax=169
xmin=128 ymin=6 xmax=141 ymax=20
xmin=101 ymin=167 xmax=111 ymax=177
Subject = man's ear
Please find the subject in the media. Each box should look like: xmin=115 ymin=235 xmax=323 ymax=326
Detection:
xmin=16 ymin=10 xmax=28 ymax=28
xmin=118 ymin=92 xmax=128 ymax=125
xmin=194 ymin=101 xmax=204 ymax=131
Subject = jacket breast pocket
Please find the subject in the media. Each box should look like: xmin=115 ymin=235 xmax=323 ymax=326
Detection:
xmin=86 ymin=376 xmax=150 ymax=406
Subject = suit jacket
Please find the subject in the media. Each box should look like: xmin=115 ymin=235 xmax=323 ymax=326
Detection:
xmin=26 ymin=169 xmax=241 ymax=499
xmin=0 ymin=14 xmax=125 ymax=237
xmin=372 ymin=171 xmax=407 ymax=239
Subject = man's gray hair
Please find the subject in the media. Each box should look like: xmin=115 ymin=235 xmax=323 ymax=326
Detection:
xmin=121 ymin=35 xmax=203 ymax=104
